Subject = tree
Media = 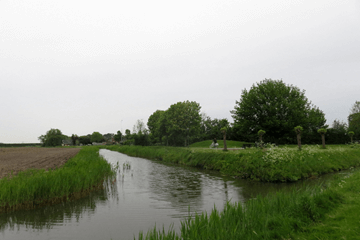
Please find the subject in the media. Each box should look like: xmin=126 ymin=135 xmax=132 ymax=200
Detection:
xmin=326 ymin=119 xmax=347 ymax=144
xmin=348 ymin=131 xmax=354 ymax=143
xmin=350 ymin=101 xmax=360 ymax=114
xmin=71 ymin=134 xmax=79 ymax=146
xmin=123 ymin=129 xmax=134 ymax=145
xmin=199 ymin=115 xmax=231 ymax=142
xmin=348 ymin=113 xmax=360 ymax=141
xmin=147 ymin=110 xmax=165 ymax=144
xmin=294 ymin=126 xmax=303 ymax=150
xmin=318 ymin=128 xmax=327 ymax=149
xmin=103 ymin=133 xmax=114 ymax=143
xmin=114 ymin=131 xmax=122 ymax=143
xmin=91 ymin=132 xmax=103 ymax=143
xmin=38 ymin=128 xmax=66 ymax=147
xmin=165 ymin=101 xmax=202 ymax=146
xmin=133 ymin=119 xmax=146 ymax=134
xmin=79 ymin=135 xmax=91 ymax=145
xmin=133 ymin=119 xmax=150 ymax=146
xmin=231 ymin=79 xmax=326 ymax=144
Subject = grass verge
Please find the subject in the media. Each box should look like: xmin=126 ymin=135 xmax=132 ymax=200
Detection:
xmin=0 ymin=146 xmax=115 ymax=212
xmin=189 ymin=140 xmax=254 ymax=148
xmin=136 ymin=168 xmax=360 ymax=240
xmin=290 ymin=169 xmax=360 ymax=239
xmin=105 ymin=145 xmax=360 ymax=182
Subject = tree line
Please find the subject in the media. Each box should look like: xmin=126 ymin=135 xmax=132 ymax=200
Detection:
xmin=38 ymin=79 xmax=360 ymax=147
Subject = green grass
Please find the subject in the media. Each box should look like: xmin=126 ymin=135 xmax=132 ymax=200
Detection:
xmin=189 ymin=140 xmax=254 ymax=148
xmin=106 ymin=145 xmax=360 ymax=182
xmin=0 ymin=146 xmax=115 ymax=212
xmin=290 ymin=169 xmax=360 ymax=240
xmin=136 ymin=169 xmax=360 ymax=240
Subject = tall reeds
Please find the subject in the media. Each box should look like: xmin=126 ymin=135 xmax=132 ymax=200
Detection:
xmin=137 ymin=183 xmax=344 ymax=240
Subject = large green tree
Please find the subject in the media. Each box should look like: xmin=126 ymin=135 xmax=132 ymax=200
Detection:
xmin=231 ymin=79 xmax=326 ymax=144
xmin=166 ymin=100 xmax=202 ymax=146
xmin=147 ymin=110 xmax=165 ymax=144
xmin=91 ymin=132 xmax=103 ymax=143
xmin=38 ymin=128 xmax=67 ymax=147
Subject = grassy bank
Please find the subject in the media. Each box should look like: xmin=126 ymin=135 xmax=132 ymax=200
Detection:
xmin=105 ymin=145 xmax=360 ymax=182
xmin=0 ymin=146 xmax=115 ymax=212
xmin=136 ymin=168 xmax=360 ymax=240
xmin=189 ymin=140 xmax=254 ymax=148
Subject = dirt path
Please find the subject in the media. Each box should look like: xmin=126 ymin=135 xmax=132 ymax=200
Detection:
xmin=0 ymin=147 xmax=81 ymax=179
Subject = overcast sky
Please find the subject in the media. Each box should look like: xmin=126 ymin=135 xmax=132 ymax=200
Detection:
xmin=1 ymin=0 xmax=359 ymax=143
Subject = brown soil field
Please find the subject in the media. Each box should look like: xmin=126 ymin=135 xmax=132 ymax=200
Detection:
xmin=0 ymin=147 xmax=81 ymax=179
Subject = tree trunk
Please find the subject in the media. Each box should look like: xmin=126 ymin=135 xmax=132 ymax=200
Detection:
xmin=297 ymin=134 xmax=301 ymax=150
xmin=223 ymin=134 xmax=227 ymax=151
xmin=321 ymin=134 xmax=326 ymax=148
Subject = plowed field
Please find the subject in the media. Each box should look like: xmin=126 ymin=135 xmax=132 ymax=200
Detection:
xmin=0 ymin=147 xmax=81 ymax=179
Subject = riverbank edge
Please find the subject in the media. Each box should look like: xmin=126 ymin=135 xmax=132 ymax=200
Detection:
xmin=136 ymin=168 xmax=359 ymax=240
xmin=0 ymin=146 xmax=115 ymax=213
xmin=104 ymin=145 xmax=360 ymax=182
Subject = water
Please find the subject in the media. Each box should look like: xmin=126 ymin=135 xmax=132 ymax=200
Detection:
xmin=0 ymin=149 xmax=348 ymax=240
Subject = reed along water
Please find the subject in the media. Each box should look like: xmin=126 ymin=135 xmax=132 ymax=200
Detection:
xmin=0 ymin=149 xmax=346 ymax=240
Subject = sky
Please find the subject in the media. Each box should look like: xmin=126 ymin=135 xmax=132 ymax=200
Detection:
xmin=1 ymin=0 xmax=359 ymax=143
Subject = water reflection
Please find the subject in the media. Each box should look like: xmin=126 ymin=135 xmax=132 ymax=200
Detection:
xmin=0 ymin=187 xmax=108 ymax=231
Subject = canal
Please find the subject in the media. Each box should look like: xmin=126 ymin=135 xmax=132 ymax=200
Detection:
xmin=0 ymin=149 xmax=342 ymax=240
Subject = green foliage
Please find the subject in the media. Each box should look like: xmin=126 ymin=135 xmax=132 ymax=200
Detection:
xmin=114 ymin=130 xmax=122 ymax=143
xmin=258 ymin=129 xmax=266 ymax=136
xmin=166 ymin=100 xmax=201 ymax=146
xmin=147 ymin=101 xmax=202 ymax=146
xmin=147 ymin=110 xmax=165 ymax=144
xmin=323 ymin=120 xmax=348 ymax=144
xmin=78 ymin=135 xmax=91 ymax=145
xmin=125 ymin=129 xmax=131 ymax=136
xmin=133 ymin=131 xmax=150 ymax=146
xmin=38 ymin=128 xmax=67 ymax=147
xmin=317 ymin=128 xmax=327 ymax=134
xmin=103 ymin=133 xmax=114 ymax=143
xmin=231 ymin=79 xmax=326 ymax=144
xmin=348 ymin=113 xmax=360 ymax=141
xmin=294 ymin=126 xmax=303 ymax=134
xmin=71 ymin=134 xmax=79 ymax=145
xmin=132 ymin=119 xmax=150 ymax=146
xmin=91 ymin=132 xmax=103 ymax=143
xmin=0 ymin=147 xmax=115 ymax=211
xmin=198 ymin=115 xmax=231 ymax=142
